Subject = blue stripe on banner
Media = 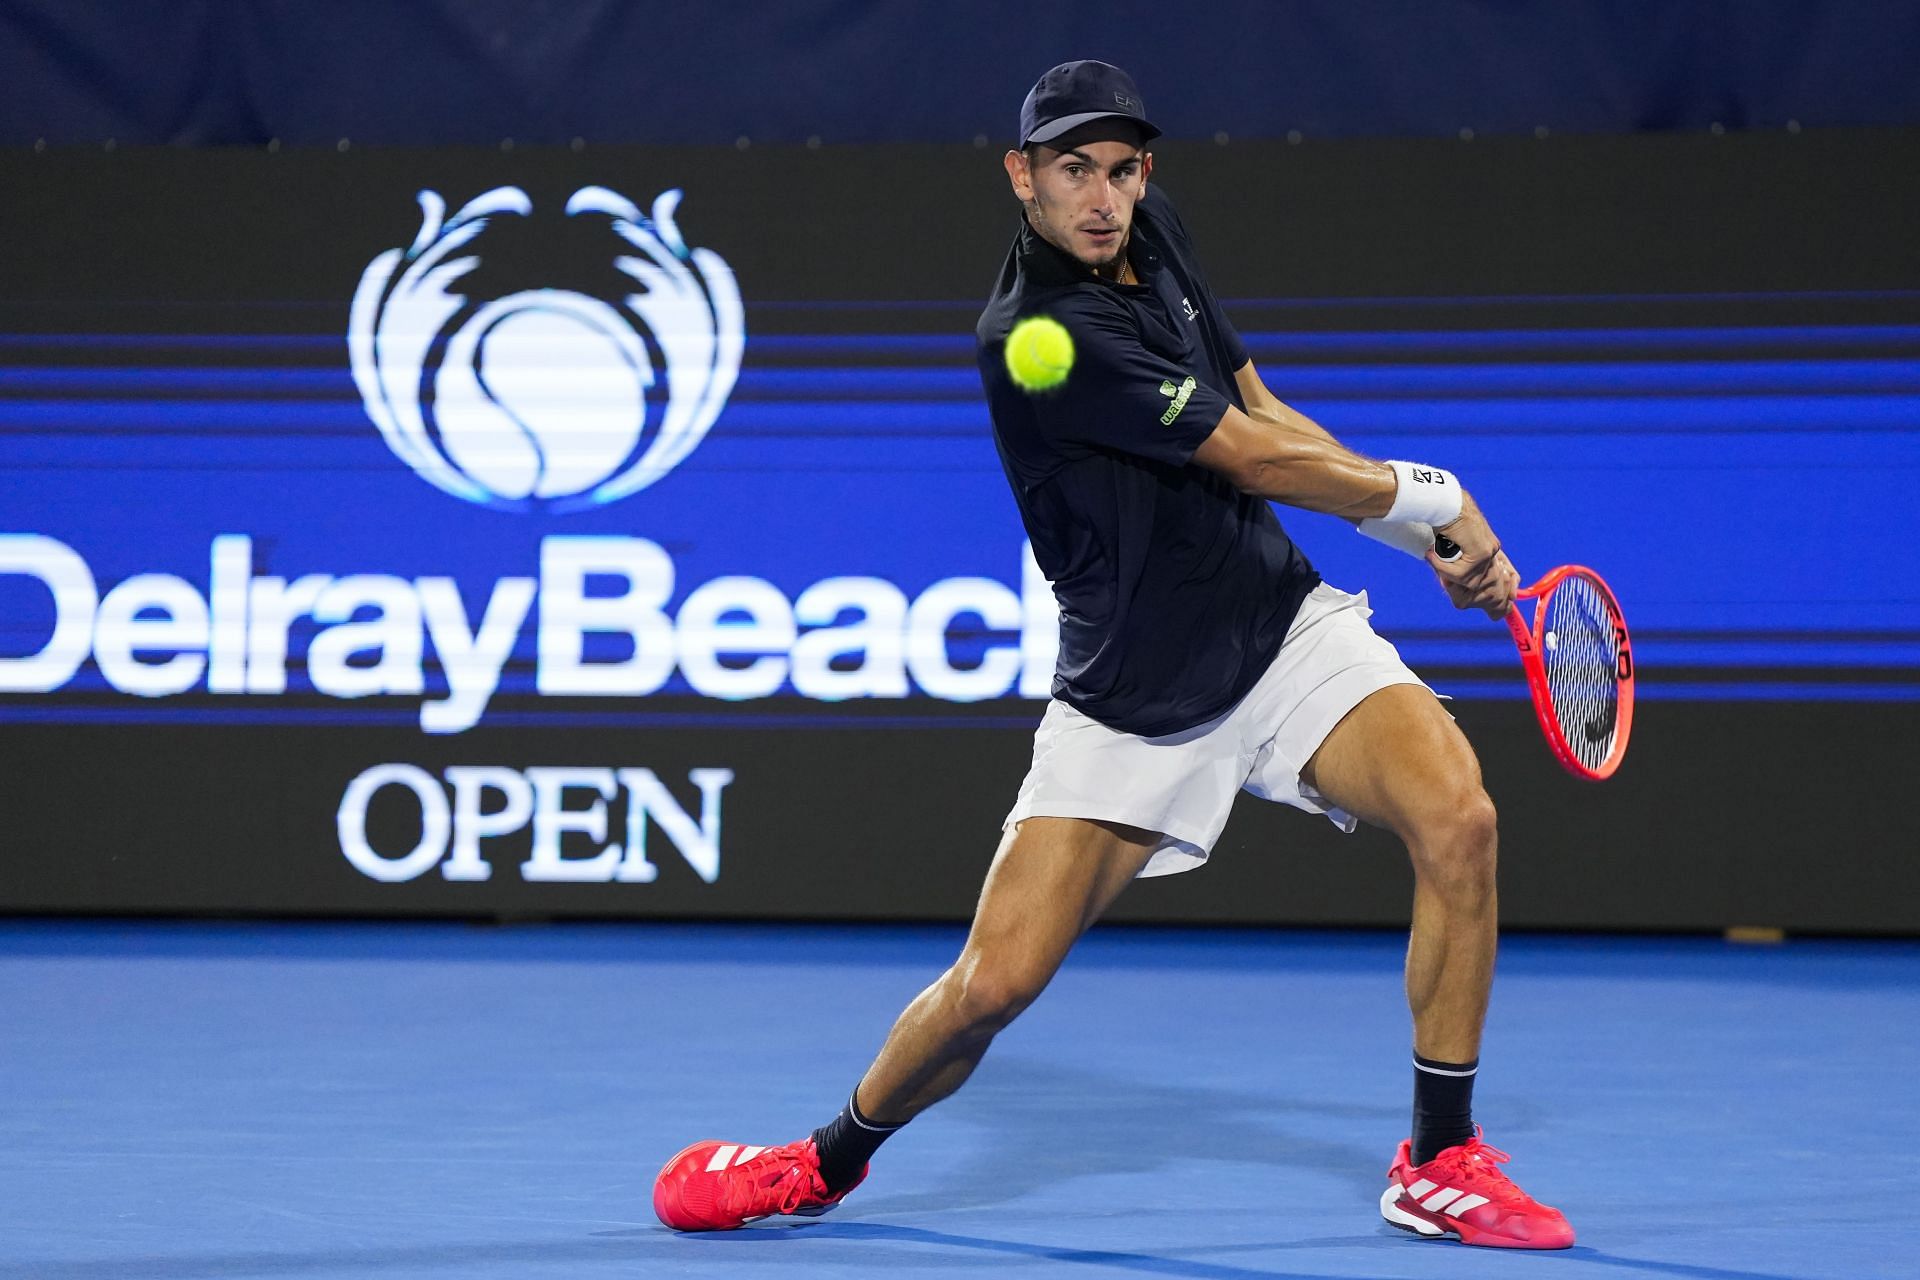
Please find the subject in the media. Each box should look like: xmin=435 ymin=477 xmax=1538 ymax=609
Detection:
xmin=1240 ymin=325 xmax=1920 ymax=353
xmin=0 ymin=334 xmax=348 ymax=351
xmin=751 ymin=290 xmax=1920 ymax=310
xmin=0 ymin=705 xmax=1050 ymax=730
xmin=1225 ymin=289 xmax=1920 ymax=309
xmin=5 ymin=432 xmax=1909 ymax=479
xmin=0 ymin=684 xmax=1915 ymax=731
xmin=738 ymin=326 xmax=1920 ymax=356
xmin=5 ymin=392 xmax=1919 ymax=440
xmin=1422 ymin=682 xmax=1920 ymax=702
xmin=1388 ymin=639 xmax=1920 ymax=668
xmin=0 ymin=368 xmax=359 ymax=393
xmin=6 ymin=358 xmax=1920 ymax=398
xmin=4 ymin=323 xmax=1916 ymax=356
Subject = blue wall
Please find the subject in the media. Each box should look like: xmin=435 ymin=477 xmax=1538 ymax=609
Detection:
xmin=5 ymin=1 xmax=1920 ymax=147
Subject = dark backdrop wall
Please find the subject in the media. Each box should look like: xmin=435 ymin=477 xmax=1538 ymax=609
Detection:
xmin=2 ymin=127 xmax=1917 ymax=932
xmin=5 ymin=1 xmax=1920 ymax=147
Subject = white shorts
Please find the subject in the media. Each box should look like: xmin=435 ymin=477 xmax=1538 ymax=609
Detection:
xmin=1003 ymin=582 xmax=1430 ymax=877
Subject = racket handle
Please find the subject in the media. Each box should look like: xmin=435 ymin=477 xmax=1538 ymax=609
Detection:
xmin=1433 ymin=532 xmax=1462 ymax=561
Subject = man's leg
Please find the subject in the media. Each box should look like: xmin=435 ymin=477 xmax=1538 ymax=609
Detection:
xmin=855 ymin=815 xmax=1158 ymax=1124
xmin=1300 ymin=683 xmax=1496 ymax=1071
xmin=653 ymin=815 xmax=1157 ymax=1230
xmin=1300 ymin=681 xmax=1573 ymax=1248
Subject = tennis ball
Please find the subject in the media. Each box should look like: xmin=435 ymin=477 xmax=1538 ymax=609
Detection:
xmin=1005 ymin=315 xmax=1074 ymax=392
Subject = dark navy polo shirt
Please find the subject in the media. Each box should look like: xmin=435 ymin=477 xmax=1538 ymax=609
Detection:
xmin=976 ymin=184 xmax=1320 ymax=737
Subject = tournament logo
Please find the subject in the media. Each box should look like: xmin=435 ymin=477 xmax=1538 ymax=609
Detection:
xmin=348 ymin=186 xmax=742 ymax=512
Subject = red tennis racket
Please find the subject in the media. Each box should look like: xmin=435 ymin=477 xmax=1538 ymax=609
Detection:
xmin=1436 ymin=539 xmax=1635 ymax=780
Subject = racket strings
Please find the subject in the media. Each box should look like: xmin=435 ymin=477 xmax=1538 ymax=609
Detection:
xmin=1540 ymin=576 xmax=1620 ymax=772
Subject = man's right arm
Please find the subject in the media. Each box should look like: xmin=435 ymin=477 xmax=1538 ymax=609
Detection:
xmin=1029 ymin=301 xmax=1515 ymax=613
xmin=1191 ymin=404 xmax=1398 ymax=519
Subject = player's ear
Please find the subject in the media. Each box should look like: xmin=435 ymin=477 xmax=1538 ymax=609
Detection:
xmin=1005 ymin=148 xmax=1035 ymax=202
xmin=1140 ymin=150 xmax=1153 ymax=186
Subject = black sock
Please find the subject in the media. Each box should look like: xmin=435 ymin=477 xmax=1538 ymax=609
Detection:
xmin=1411 ymin=1054 xmax=1477 ymax=1166
xmin=810 ymin=1090 xmax=903 ymax=1193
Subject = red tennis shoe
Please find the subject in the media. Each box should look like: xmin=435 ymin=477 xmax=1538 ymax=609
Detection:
xmin=653 ymin=1138 xmax=864 ymax=1231
xmin=1380 ymin=1128 xmax=1575 ymax=1249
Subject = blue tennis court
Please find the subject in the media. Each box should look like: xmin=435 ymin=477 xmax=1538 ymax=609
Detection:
xmin=3 ymin=920 xmax=1913 ymax=1280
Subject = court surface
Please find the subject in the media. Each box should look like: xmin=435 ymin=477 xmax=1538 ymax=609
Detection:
xmin=3 ymin=920 xmax=1914 ymax=1280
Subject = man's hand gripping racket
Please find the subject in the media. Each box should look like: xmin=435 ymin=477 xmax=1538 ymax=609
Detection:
xmin=1428 ymin=519 xmax=1635 ymax=782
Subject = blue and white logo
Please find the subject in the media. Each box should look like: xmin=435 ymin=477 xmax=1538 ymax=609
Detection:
xmin=348 ymin=185 xmax=743 ymax=512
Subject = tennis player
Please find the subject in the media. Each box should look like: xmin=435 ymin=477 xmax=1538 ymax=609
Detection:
xmin=654 ymin=60 xmax=1571 ymax=1250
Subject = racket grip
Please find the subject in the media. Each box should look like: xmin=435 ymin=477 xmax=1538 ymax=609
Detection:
xmin=1433 ymin=533 xmax=1462 ymax=561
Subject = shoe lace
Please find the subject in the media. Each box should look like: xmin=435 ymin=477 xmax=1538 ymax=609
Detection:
xmin=719 ymin=1143 xmax=826 ymax=1219
xmin=1439 ymin=1127 xmax=1526 ymax=1203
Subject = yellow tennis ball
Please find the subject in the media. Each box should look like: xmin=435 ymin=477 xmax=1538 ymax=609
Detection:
xmin=1005 ymin=315 xmax=1074 ymax=392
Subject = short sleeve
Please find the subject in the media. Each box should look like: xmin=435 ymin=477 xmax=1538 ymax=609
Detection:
xmin=1217 ymin=308 xmax=1250 ymax=372
xmin=1031 ymin=302 xmax=1231 ymax=467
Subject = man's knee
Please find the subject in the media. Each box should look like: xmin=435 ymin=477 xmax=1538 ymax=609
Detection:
xmin=1407 ymin=785 xmax=1498 ymax=898
xmin=947 ymin=947 xmax=1053 ymax=1036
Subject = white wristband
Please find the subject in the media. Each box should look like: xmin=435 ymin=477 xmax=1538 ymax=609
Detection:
xmin=1356 ymin=517 xmax=1435 ymax=559
xmin=1385 ymin=460 xmax=1462 ymax=527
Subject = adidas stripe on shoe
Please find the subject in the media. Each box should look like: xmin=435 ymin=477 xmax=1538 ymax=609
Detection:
xmin=653 ymin=1138 xmax=865 ymax=1231
xmin=1380 ymin=1128 xmax=1574 ymax=1249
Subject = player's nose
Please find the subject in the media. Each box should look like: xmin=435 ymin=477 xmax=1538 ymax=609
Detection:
xmin=1085 ymin=176 xmax=1119 ymax=215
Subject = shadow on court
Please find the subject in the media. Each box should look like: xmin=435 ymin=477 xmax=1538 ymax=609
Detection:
xmin=693 ymin=1223 xmax=1825 ymax=1280
xmin=848 ymin=1052 xmax=1404 ymax=1218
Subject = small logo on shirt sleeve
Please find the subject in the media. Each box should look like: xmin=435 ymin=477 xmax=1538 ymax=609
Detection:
xmin=1158 ymin=375 xmax=1196 ymax=425
xmin=1181 ymin=297 xmax=1198 ymax=321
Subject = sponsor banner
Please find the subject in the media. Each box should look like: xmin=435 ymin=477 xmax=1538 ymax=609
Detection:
xmin=2 ymin=135 xmax=1917 ymax=928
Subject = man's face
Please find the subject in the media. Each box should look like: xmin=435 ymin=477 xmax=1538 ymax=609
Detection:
xmin=1005 ymin=131 xmax=1153 ymax=275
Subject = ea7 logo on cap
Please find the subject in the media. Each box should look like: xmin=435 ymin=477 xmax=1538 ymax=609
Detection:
xmin=1114 ymin=92 xmax=1138 ymax=110
xmin=348 ymin=185 xmax=743 ymax=513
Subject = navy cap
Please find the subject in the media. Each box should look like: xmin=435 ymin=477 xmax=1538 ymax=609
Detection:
xmin=1019 ymin=60 xmax=1161 ymax=149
